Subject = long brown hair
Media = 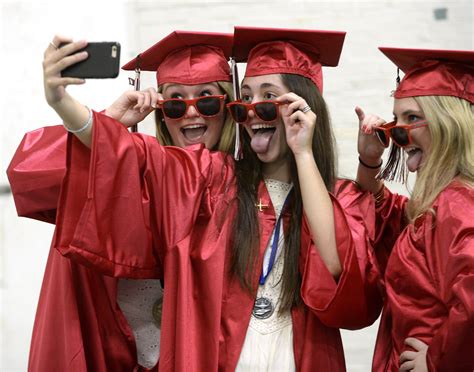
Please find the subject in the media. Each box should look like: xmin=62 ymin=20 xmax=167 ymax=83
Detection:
xmin=231 ymin=73 xmax=337 ymax=312
xmin=154 ymin=81 xmax=235 ymax=153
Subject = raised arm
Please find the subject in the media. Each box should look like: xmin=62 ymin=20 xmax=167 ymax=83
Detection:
xmin=278 ymin=92 xmax=341 ymax=277
xmin=355 ymin=106 xmax=386 ymax=194
xmin=43 ymin=35 xmax=158 ymax=147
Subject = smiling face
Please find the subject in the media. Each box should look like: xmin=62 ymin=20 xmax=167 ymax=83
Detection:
xmin=240 ymin=74 xmax=291 ymax=166
xmin=160 ymin=82 xmax=226 ymax=149
xmin=393 ymin=97 xmax=432 ymax=172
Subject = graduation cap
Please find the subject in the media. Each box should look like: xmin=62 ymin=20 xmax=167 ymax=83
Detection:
xmin=122 ymin=30 xmax=233 ymax=85
xmin=232 ymin=26 xmax=346 ymax=93
xmin=379 ymin=47 xmax=474 ymax=103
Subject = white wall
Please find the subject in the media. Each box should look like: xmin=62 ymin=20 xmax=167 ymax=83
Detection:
xmin=0 ymin=1 xmax=131 ymax=371
xmin=1 ymin=0 xmax=472 ymax=371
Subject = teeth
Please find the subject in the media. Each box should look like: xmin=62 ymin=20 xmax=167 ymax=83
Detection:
xmin=183 ymin=124 xmax=206 ymax=129
xmin=251 ymin=124 xmax=275 ymax=130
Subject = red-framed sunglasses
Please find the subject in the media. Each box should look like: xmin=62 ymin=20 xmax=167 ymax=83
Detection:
xmin=157 ymin=95 xmax=226 ymax=120
xmin=375 ymin=120 xmax=429 ymax=148
xmin=226 ymin=100 xmax=283 ymax=124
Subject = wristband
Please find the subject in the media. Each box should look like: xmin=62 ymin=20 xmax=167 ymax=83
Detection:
xmin=359 ymin=156 xmax=383 ymax=169
xmin=64 ymin=106 xmax=93 ymax=133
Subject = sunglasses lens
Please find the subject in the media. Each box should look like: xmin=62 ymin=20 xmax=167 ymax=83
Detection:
xmin=196 ymin=97 xmax=222 ymax=116
xmin=375 ymin=129 xmax=389 ymax=147
xmin=229 ymin=104 xmax=249 ymax=123
xmin=255 ymin=102 xmax=278 ymax=122
xmin=391 ymin=127 xmax=409 ymax=147
xmin=163 ymin=100 xmax=187 ymax=119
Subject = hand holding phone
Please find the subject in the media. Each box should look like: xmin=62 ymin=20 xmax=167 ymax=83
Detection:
xmin=60 ymin=42 xmax=121 ymax=79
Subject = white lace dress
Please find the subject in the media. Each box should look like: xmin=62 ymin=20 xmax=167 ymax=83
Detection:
xmin=117 ymin=279 xmax=163 ymax=369
xmin=236 ymin=179 xmax=296 ymax=372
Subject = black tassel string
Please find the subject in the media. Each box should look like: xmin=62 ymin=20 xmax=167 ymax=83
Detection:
xmin=377 ymin=143 xmax=407 ymax=183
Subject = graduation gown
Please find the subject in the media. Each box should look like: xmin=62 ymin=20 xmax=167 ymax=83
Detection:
xmin=372 ymin=183 xmax=474 ymax=371
xmin=7 ymin=125 xmax=157 ymax=372
xmin=53 ymin=111 xmax=380 ymax=372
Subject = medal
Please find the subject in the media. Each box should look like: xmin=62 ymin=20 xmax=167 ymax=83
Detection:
xmin=252 ymin=297 xmax=274 ymax=320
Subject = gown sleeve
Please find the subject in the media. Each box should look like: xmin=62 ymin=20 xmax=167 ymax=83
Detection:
xmin=53 ymin=111 xmax=218 ymax=279
xmin=425 ymin=187 xmax=474 ymax=371
xmin=6 ymin=125 xmax=73 ymax=223
xmin=300 ymin=179 xmax=383 ymax=329
xmin=372 ymin=187 xmax=408 ymax=275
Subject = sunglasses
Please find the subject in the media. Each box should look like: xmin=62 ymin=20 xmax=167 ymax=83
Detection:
xmin=158 ymin=95 xmax=226 ymax=120
xmin=226 ymin=100 xmax=282 ymax=124
xmin=375 ymin=120 xmax=429 ymax=147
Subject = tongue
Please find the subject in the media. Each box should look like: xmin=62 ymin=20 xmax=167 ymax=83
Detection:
xmin=251 ymin=130 xmax=274 ymax=154
xmin=183 ymin=127 xmax=206 ymax=141
xmin=406 ymin=149 xmax=423 ymax=172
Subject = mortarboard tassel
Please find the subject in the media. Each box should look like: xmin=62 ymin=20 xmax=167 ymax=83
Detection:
xmin=128 ymin=54 xmax=141 ymax=133
xmin=377 ymin=142 xmax=408 ymax=183
xmin=230 ymin=57 xmax=243 ymax=160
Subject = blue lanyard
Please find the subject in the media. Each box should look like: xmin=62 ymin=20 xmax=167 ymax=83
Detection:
xmin=259 ymin=192 xmax=292 ymax=285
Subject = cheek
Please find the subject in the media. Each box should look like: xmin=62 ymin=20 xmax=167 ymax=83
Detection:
xmin=413 ymin=128 xmax=431 ymax=149
xmin=206 ymin=113 xmax=226 ymax=138
xmin=164 ymin=121 xmax=183 ymax=140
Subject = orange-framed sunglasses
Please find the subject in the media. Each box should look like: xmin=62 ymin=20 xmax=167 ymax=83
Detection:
xmin=226 ymin=100 xmax=283 ymax=124
xmin=157 ymin=95 xmax=226 ymax=120
xmin=375 ymin=120 xmax=429 ymax=148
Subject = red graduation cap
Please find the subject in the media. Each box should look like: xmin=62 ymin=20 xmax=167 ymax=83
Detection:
xmin=122 ymin=31 xmax=233 ymax=85
xmin=232 ymin=26 xmax=346 ymax=93
xmin=379 ymin=47 xmax=474 ymax=103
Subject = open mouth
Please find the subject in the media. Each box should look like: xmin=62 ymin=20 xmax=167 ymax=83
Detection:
xmin=405 ymin=147 xmax=423 ymax=171
xmin=181 ymin=124 xmax=207 ymax=142
xmin=249 ymin=123 xmax=277 ymax=154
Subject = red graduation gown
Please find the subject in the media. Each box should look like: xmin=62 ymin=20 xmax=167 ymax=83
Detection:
xmin=373 ymin=183 xmax=474 ymax=371
xmin=54 ymin=112 xmax=380 ymax=371
xmin=7 ymin=125 xmax=157 ymax=372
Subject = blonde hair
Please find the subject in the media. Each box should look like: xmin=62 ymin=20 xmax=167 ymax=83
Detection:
xmin=407 ymin=95 xmax=474 ymax=223
xmin=154 ymin=81 xmax=235 ymax=154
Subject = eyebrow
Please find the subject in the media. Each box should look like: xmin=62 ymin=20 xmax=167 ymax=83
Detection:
xmin=393 ymin=109 xmax=424 ymax=117
xmin=241 ymin=82 xmax=281 ymax=91
xmin=164 ymin=83 xmax=218 ymax=91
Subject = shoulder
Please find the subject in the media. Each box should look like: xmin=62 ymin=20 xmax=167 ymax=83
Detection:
xmin=433 ymin=181 xmax=474 ymax=221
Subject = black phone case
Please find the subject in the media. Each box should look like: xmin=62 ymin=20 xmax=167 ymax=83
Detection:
xmin=61 ymin=42 xmax=121 ymax=79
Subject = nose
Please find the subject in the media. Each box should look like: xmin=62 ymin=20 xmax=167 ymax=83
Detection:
xmin=185 ymin=103 xmax=199 ymax=118
xmin=247 ymin=108 xmax=256 ymax=119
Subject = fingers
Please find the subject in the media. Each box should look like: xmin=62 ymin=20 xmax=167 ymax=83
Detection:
xmin=45 ymin=76 xmax=86 ymax=88
xmin=359 ymin=115 xmax=386 ymax=134
xmin=45 ymin=50 xmax=89 ymax=77
xmin=146 ymin=87 xmax=160 ymax=109
xmin=354 ymin=106 xmax=387 ymax=134
xmin=288 ymin=110 xmax=313 ymax=125
xmin=399 ymin=360 xmax=415 ymax=371
xmin=399 ymin=350 xmax=417 ymax=364
xmin=131 ymin=88 xmax=158 ymax=113
xmin=404 ymin=337 xmax=428 ymax=351
xmin=355 ymin=106 xmax=365 ymax=121
xmin=44 ymin=36 xmax=82 ymax=60
xmin=277 ymin=92 xmax=315 ymax=124
xmin=45 ymin=35 xmax=72 ymax=56
xmin=44 ymin=36 xmax=88 ymax=74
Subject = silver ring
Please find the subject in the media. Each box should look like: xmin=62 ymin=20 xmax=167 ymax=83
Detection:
xmin=301 ymin=105 xmax=311 ymax=113
xmin=50 ymin=42 xmax=59 ymax=50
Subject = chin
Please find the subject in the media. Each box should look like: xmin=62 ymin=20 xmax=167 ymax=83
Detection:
xmin=256 ymin=151 xmax=278 ymax=164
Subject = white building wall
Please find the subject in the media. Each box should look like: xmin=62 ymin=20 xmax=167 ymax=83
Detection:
xmin=1 ymin=1 xmax=472 ymax=371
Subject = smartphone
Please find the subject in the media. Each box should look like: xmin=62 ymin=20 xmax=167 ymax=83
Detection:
xmin=61 ymin=42 xmax=121 ymax=79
